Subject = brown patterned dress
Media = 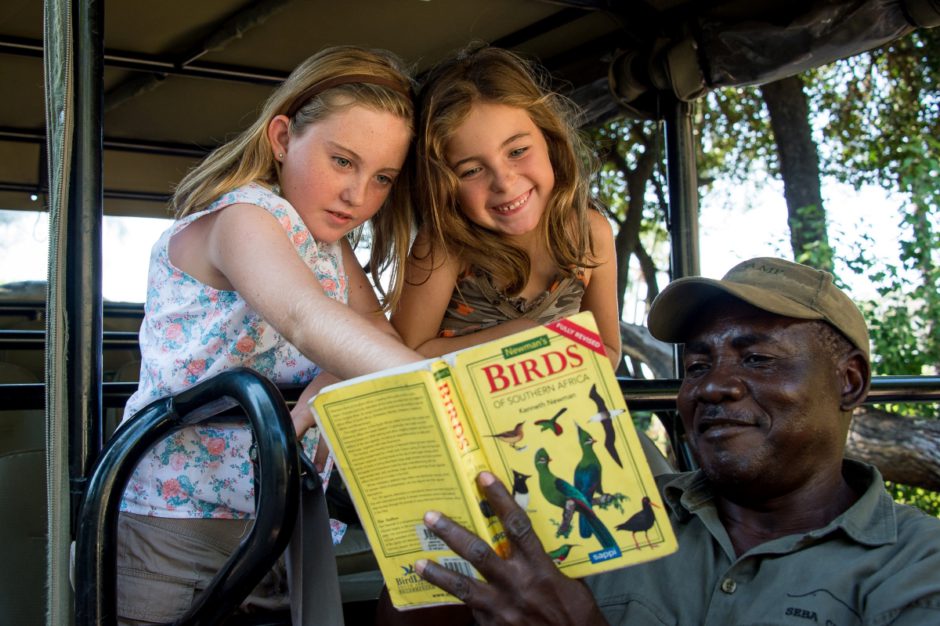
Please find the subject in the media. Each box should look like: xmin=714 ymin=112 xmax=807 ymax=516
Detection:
xmin=438 ymin=266 xmax=587 ymax=338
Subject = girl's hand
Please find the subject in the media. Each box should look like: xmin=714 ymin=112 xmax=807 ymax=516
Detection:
xmin=290 ymin=372 xmax=340 ymax=438
xmin=416 ymin=472 xmax=609 ymax=626
xmin=291 ymin=374 xmax=338 ymax=472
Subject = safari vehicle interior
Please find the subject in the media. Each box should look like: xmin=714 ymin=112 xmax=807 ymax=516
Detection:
xmin=2 ymin=0 xmax=940 ymax=624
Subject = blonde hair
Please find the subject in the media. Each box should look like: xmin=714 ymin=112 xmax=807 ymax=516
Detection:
xmin=414 ymin=45 xmax=597 ymax=295
xmin=172 ymin=45 xmax=415 ymax=309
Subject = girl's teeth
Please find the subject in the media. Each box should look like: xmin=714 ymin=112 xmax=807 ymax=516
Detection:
xmin=494 ymin=192 xmax=528 ymax=213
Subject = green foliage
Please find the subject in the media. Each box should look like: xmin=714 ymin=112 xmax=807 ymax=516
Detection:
xmin=832 ymin=31 xmax=940 ymax=390
xmin=589 ymin=118 xmax=668 ymax=230
xmin=690 ymin=30 xmax=940 ymax=511
xmin=695 ymin=87 xmax=773 ymax=189
xmin=814 ymin=30 xmax=940 ymax=189
xmin=591 ymin=30 xmax=939 ymax=512
xmin=885 ymin=482 xmax=940 ymax=518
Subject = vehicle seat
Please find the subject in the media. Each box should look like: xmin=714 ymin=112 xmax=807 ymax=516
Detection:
xmin=0 ymin=362 xmax=46 ymax=625
xmin=105 ymin=358 xmax=141 ymax=438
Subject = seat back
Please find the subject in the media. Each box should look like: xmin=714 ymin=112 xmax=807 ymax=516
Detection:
xmin=105 ymin=358 xmax=141 ymax=438
xmin=0 ymin=362 xmax=46 ymax=625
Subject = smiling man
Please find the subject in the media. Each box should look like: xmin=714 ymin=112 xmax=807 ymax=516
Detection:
xmin=390 ymin=257 xmax=940 ymax=626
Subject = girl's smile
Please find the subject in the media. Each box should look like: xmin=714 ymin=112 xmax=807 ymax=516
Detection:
xmin=492 ymin=188 xmax=532 ymax=214
xmin=445 ymin=102 xmax=555 ymax=238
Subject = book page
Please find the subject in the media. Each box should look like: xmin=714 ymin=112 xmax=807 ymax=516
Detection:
xmin=312 ymin=369 xmax=483 ymax=608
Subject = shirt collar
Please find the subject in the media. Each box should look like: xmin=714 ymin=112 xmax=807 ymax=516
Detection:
xmin=659 ymin=459 xmax=898 ymax=549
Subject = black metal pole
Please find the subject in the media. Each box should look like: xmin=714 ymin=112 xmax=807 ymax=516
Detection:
xmin=663 ymin=97 xmax=701 ymax=283
xmin=663 ymin=96 xmax=701 ymax=470
xmin=67 ymin=0 xmax=104 ymax=527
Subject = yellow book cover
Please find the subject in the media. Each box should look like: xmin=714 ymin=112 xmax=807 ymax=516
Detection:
xmin=310 ymin=312 xmax=677 ymax=609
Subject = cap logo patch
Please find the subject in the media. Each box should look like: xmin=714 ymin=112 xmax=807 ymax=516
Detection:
xmin=739 ymin=261 xmax=784 ymax=276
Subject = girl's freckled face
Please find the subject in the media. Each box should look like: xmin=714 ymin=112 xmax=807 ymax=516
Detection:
xmin=279 ymin=105 xmax=411 ymax=243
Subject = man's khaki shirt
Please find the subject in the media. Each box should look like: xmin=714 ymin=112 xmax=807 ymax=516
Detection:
xmin=586 ymin=460 xmax=940 ymax=625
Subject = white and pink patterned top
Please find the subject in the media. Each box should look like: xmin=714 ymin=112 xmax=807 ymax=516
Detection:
xmin=121 ymin=182 xmax=345 ymax=528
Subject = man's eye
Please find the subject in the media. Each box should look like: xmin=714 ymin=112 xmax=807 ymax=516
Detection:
xmin=743 ymin=354 xmax=773 ymax=366
xmin=684 ymin=361 xmax=709 ymax=376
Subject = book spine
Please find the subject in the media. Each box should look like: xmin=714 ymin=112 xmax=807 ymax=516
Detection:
xmin=432 ymin=361 xmax=509 ymax=557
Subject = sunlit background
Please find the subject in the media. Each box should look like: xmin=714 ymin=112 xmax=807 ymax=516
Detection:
xmin=0 ymin=178 xmax=905 ymax=313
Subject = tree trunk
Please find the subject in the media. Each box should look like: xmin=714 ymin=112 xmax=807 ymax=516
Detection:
xmin=620 ymin=321 xmax=672 ymax=379
xmin=847 ymin=406 xmax=940 ymax=490
xmin=760 ymin=76 xmax=833 ymax=270
xmin=608 ymin=134 xmax=660 ymax=313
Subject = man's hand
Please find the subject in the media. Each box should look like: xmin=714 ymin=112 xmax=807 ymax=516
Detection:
xmin=416 ymin=472 xmax=609 ymax=626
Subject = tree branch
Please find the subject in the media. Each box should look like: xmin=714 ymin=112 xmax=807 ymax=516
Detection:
xmin=847 ymin=406 xmax=940 ymax=490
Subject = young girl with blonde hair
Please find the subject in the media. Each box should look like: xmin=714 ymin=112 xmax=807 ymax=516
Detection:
xmin=118 ymin=45 xmax=424 ymax=623
xmin=392 ymin=46 xmax=622 ymax=368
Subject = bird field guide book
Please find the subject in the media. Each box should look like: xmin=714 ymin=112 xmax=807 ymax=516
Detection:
xmin=310 ymin=311 xmax=677 ymax=609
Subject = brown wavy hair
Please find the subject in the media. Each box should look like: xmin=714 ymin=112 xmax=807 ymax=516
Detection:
xmin=413 ymin=45 xmax=597 ymax=295
xmin=171 ymin=45 xmax=415 ymax=310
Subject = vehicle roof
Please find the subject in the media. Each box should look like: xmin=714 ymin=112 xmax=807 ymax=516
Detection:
xmin=2 ymin=0 xmax=932 ymax=218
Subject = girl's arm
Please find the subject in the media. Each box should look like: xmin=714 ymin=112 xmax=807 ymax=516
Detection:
xmin=205 ymin=203 xmax=423 ymax=379
xmin=289 ymin=241 xmax=402 ymax=440
xmin=580 ymin=210 xmax=623 ymax=370
xmin=340 ymin=238 xmax=402 ymax=340
xmin=391 ymin=230 xmax=538 ymax=357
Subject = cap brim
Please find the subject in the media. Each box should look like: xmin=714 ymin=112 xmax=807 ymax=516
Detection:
xmin=647 ymin=277 xmax=825 ymax=343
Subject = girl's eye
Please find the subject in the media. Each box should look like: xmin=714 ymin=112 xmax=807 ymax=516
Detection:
xmin=333 ymin=156 xmax=352 ymax=168
xmin=376 ymin=174 xmax=394 ymax=186
xmin=509 ymin=146 xmax=529 ymax=158
xmin=458 ymin=166 xmax=482 ymax=179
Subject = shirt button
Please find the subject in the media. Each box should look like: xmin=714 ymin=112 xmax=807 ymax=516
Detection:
xmin=720 ymin=578 xmax=737 ymax=594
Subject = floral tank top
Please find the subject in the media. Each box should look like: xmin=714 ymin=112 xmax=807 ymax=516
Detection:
xmin=121 ymin=182 xmax=347 ymax=520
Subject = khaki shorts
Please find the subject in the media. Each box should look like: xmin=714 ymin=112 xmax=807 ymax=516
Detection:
xmin=116 ymin=512 xmax=289 ymax=624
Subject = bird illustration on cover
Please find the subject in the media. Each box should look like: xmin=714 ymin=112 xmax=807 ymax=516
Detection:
xmin=587 ymin=384 xmax=625 ymax=467
xmin=616 ymin=496 xmax=661 ymax=549
xmin=534 ymin=407 xmax=567 ymax=436
xmin=486 ymin=421 xmax=526 ymax=450
xmin=546 ymin=543 xmax=579 ymax=565
xmin=573 ymin=424 xmax=628 ymax=539
xmin=511 ymin=470 xmax=531 ymax=510
xmin=534 ymin=447 xmax=616 ymax=549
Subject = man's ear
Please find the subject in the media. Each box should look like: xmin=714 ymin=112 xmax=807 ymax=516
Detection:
xmin=839 ymin=349 xmax=871 ymax=411
xmin=267 ymin=114 xmax=291 ymax=159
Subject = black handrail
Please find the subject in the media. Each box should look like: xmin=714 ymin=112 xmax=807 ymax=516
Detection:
xmin=0 ymin=300 xmax=145 ymax=319
xmin=4 ymin=376 xmax=940 ymax=412
xmin=0 ymin=329 xmax=140 ymax=350
xmin=73 ymin=368 xmax=300 ymax=626
xmin=617 ymin=375 xmax=940 ymax=411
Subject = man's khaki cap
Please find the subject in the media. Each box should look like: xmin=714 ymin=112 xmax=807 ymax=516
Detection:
xmin=647 ymin=257 xmax=870 ymax=359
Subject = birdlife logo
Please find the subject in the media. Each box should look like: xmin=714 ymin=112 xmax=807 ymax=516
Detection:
xmin=589 ymin=546 xmax=622 ymax=564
